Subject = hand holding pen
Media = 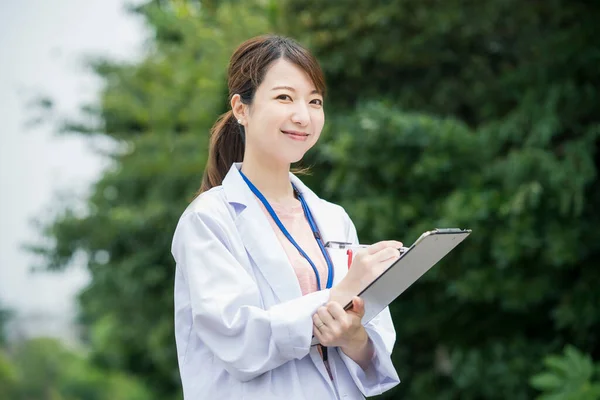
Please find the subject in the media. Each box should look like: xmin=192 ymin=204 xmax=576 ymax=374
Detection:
xmin=325 ymin=241 xmax=410 ymax=268
xmin=326 ymin=240 xmax=404 ymax=307
xmin=325 ymin=241 xmax=410 ymax=254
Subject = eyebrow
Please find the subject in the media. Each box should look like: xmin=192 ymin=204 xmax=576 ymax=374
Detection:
xmin=271 ymin=86 xmax=321 ymax=95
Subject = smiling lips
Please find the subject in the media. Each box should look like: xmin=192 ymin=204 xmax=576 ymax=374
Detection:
xmin=281 ymin=130 xmax=310 ymax=141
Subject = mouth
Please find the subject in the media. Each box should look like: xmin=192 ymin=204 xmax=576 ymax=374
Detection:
xmin=281 ymin=130 xmax=310 ymax=141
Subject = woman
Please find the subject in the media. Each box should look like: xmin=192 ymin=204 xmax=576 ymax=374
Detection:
xmin=172 ymin=34 xmax=402 ymax=399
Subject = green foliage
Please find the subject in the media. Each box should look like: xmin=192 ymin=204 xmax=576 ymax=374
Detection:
xmin=283 ymin=0 xmax=600 ymax=124
xmin=0 ymin=303 xmax=11 ymax=347
xmin=30 ymin=0 xmax=600 ymax=399
xmin=0 ymin=338 xmax=151 ymax=400
xmin=0 ymin=350 xmax=18 ymax=400
xmin=530 ymin=345 xmax=600 ymax=400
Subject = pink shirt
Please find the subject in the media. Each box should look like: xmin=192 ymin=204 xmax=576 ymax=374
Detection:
xmin=258 ymin=200 xmax=328 ymax=295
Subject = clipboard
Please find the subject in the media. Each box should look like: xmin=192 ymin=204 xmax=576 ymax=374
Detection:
xmin=311 ymin=228 xmax=471 ymax=346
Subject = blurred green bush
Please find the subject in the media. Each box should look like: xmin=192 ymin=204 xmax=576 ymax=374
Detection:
xmin=0 ymin=338 xmax=151 ymax=400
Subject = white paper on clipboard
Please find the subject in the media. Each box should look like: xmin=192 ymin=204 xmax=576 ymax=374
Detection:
xmin=311 ymin=228 xmax=471 ymax=346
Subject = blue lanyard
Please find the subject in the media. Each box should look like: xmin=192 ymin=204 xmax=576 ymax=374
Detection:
xmin=239 ymin=171 xmax=334 ymax=290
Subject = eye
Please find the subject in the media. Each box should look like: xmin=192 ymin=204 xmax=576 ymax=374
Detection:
xmin=311 ymin=98 xmax=323 ymax=106
xmin=276 ymin=94 xmax=292 ymax=101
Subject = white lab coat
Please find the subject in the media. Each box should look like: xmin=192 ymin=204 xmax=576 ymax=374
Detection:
xmin=172 ymin=163 xmax=400 ymax=399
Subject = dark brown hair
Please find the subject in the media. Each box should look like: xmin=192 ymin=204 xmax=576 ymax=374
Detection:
xmin=197 ymin=34 xmax=326 ymax=195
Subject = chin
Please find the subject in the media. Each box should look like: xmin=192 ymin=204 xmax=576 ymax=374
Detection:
xmin=272 ymin=150 xmax=307 ymax=166
xmin=288 ymin=151 xmax=309 ymax=165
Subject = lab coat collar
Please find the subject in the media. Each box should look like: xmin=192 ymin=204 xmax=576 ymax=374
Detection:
xmin=221 ymin=163 xmax=315 ymax=209
xmin=221 ymin=163 xmax=340 ymax=302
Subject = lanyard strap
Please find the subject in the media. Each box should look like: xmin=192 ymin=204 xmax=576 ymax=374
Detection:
xmin=296 ymin=190 xmax=334 ymax=289
xmin=239 ymin=171 xmax=334 ymax=290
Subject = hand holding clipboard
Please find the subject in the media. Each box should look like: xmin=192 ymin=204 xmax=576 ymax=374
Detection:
xmin=312 ymin=228 xmax=471 ymax=345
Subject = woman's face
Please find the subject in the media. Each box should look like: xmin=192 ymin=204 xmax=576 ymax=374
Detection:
xmin=241 ymin=58 xmax=325 ymax=167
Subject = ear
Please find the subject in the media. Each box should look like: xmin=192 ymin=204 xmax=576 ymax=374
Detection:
xmin=231 ymin=94 xmax=248 ymax=125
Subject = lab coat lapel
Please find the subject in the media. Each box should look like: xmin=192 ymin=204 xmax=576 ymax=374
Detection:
xmin=223 ymin=164 xmax=303 ymax=303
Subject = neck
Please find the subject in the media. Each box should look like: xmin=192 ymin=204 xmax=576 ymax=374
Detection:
xmin=240 ymin=153 xmax=295 ymax=204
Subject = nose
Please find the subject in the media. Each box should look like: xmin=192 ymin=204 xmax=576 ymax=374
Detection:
xmin=291 ymin=103 xmax=310 ymax=127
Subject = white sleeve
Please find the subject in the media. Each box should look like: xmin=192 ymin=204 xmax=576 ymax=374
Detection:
xmin=337 ymin=211 xmax=401 ymax=395
xmin=172 ymin=210 xmax=329 ymax=382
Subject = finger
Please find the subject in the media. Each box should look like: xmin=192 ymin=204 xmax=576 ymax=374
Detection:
xmin=313 ymin=314 xmax=332 ymax=345
xmin=317 ymin=306 xmax=336 ymax=326
xmin=366 ymin=240 xmax=403 ymax=256
xmin=326 ymin=301 xmax=347 ymax=320
xmin=348 ymin=296 xmax=365 ymax=318
xmin=370 ymin=246 xmax=402 ymax=263
xmin=313 ymin=323 xmax=324 ymax=340
xmin=313 ymin=313 xmax=325 ymax=330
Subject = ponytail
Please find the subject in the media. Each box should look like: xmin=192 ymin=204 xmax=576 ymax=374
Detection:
xmin=198 ymin=110 xmax=245 ymax=195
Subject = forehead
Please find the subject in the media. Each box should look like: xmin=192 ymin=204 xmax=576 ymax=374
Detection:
xmin=259 ymin=58 xmax=318 ymax=93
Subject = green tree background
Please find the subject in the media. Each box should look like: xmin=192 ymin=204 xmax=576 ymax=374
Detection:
xmin=21 ymin=0 xmax=600 ymax=398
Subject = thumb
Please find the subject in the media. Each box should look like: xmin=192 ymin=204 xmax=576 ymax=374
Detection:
xmin=348 ymin=296 xmax=365 ymax=318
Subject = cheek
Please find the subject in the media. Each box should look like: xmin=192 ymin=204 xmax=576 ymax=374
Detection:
xmin=312 ymin=110 xmax=325 ymax=131
xmin=263 ymin=108 xmax=288 ymax=132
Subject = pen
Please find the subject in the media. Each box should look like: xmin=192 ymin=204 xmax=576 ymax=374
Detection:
xmin=325 ymin=241 xmax=410 ymax=254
